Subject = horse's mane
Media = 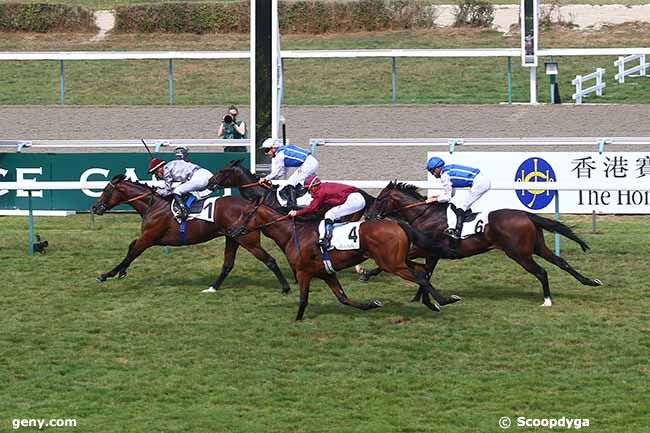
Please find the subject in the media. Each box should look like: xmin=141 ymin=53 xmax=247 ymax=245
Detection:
xmin=228 ymin=159 xmax=262 ymax=180
xmin=392 ymin=182 xmax=425 ymax=200
xmin=111 ymin=173 xmax=156 ymax=192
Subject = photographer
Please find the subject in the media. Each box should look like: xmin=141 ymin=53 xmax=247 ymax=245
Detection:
xmin=217 ymin=105 xmax=247 ymax=152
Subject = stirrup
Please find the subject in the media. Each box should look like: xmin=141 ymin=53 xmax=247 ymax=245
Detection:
xmin=445 ymin=227 xmax=460 ymax=239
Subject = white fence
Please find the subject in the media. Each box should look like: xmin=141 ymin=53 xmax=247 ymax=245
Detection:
xmin=572 ymin=68 xmax=606 ymax=104
xmin=614 ymin=54 xmax=648 ymax=84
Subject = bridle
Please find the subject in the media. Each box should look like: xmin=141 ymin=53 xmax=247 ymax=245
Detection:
xmin=94 ymin=178 xmax=154 ymax=213
xmin=374 ymin=196 xmax=430 ymax=222
xmin=229 ymin=200 xmax=291 ymax=238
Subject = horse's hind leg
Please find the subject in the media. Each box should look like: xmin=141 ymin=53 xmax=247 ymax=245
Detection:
xmin=535 ymin=241 xmax=602 ymax=287
xmin=358 ymin=266 xmax=383 ymax=283
xmin=323 ymin=274 xmax=384 ymax=313
xmin=97 ymin=237 xmax=153 ymax=282
xmin=410 ymin=257 xmax=441 ymax=302
xmin=505 ymin=250 xmax=552 ymax=306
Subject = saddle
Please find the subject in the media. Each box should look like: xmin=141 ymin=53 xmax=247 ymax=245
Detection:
xmin=446 ymin=203 xmax=487 ymax=239
xmin=276 ymin=184 xmax=312 ymax=209
xmin=171 ymin=195 xmax=220 ymax=223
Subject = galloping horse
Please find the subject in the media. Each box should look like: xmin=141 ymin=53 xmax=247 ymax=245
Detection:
xmin=229 ymin=198 xmax=460 ymax=320
xmin=365 ymin=182 xmax=602 ymax=306
xmin=208 ymin=160 xmax=375 ymax=220
xmin=91 ymin=174 xmax=291 ymax=293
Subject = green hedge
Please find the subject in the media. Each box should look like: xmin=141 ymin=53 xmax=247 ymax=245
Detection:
xmin=115 ymin=2 xmax=249 ymax=34
xmin=115 ymin=0 xmax=436 ymax=34
xmin=0 ymin=3 xmax=96 ymax=33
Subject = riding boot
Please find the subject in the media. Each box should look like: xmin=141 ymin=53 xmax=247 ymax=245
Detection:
xmin=453 ymin=208 xmax=465 ymax=239
xmin=173 ymin=193 xmax=189 ymax=219
xmin=319 ymin=219 xmax=334 ymax=251
xmin=287 ymin=185 xmax=298 ymax=210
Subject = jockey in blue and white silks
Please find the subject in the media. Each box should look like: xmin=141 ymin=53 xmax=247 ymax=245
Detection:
xmin=425 ymin=157 xmax=491 ymax=238
xmin=260 ymin=138 xmax=319 ymax=210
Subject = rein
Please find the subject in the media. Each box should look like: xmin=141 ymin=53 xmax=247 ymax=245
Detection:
xmin=384 ymin=200 xmax=428 ymax=217
xmin=240 ymin=181 xmax=273 ymax=190
xmin=123 ymin=191 xmax=154 ymax=204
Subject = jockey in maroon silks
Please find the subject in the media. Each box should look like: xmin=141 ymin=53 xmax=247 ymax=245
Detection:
xmin=288 ymin=175 xmax=366 ymax=250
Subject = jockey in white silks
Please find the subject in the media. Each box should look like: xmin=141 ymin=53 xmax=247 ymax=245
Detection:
xmin=149 ymin=157 xmax=213 ymax=219
xmin=260 ymin=138 xmax=319 ymax=210
xmin=425 ymin=157 xmax=491 ymax=239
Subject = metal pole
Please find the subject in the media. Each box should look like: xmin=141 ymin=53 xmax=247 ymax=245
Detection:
xmin=554 ymin=192 xmax=560 ymax=255
xmin=391 ymin=57 xmax=397 ymax=104
xmin=592 ymin=210 xmax=597 ymax=233
xmin=59 ymin=60 xmax=65 ymax=106
xmin=28 ymin=190 xmax=35 ymax=256
xmin=550 ymin=76 xmax=556 ymax=104
xmin=168 ymin=59 xmax=174 ymax=106
xmin=507 ymin=57 xmax=513 ymax=104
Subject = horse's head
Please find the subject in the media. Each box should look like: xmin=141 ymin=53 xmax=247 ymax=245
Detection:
xmin=227 ymin=196 xmax=266 ymax=238
xmin=367 ymin=181 xmax=424 ymax=219
xmin=91 ymin=174 xmax=131 ymax=215
xmin=208 ymin=159 xmax=248 ymax=190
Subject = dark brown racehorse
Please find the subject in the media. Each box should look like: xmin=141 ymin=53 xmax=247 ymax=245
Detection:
xmin=90 ymin=174 xmax=291 ymax=293
xmin=229 ymin=198 xmax=460 ymax=320
xmin=365 ymin=182 xmax=602 ymax=306
xmin=208 ymin=159 xmax=374 ymax=220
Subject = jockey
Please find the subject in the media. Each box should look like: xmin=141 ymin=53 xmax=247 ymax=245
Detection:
xmin=260 ymin=138 xmax=319 ymax=210
xmin=425 ymin=157 xmax=491 ymax=239
xmin=148 ymin=157 xmax=213 ymax=219
xmin=288 ymin=175 xmax=366 ymax=251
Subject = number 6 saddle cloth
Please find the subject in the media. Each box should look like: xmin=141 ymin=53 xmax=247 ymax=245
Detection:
xmin=445 ymin=203 xmax=489 ymax=240
xmin=318 ymin=221 xmax=362 ymax=251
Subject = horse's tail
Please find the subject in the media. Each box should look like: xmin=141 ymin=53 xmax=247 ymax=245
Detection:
xmin=526 ymin=213 xmax=590 ymax=252
xmin=398 ymin=222 xmax=455 ymax=258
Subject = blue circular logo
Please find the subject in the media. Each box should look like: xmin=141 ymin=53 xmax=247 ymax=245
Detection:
xmin=514 ymin=157 xmax=557 ymax=210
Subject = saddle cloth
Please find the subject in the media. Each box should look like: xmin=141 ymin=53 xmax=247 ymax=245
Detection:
xmin=318 ymin=221 xmax=362 ymax=251
xmin=276 ymin=186 xmax=312 ymax=208
xmin=171 ymin=196 xmax=221 ymax=223
xmin=446 ymin=204 xmax=489 ymax=239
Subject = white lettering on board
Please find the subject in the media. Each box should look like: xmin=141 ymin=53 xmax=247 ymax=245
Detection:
xmin=0 ymin=168 xmax=8 ymax=197
xmin=80 ymin=168 xmax=110 ymax=197
xmin=16 ymin=167 xmax=43 ymax=198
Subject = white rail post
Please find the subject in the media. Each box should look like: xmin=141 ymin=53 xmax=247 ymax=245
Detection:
xmin=617 ymin=56 xmax=625 ymax=83
xmin=642 ymin=54 xmax=647 ymax=77
xmin=574 ymin=75 xmax=582 ymax=104
xmin=596 ymin=68 xmax=604 ymax=96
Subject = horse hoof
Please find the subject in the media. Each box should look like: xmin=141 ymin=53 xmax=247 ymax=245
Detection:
xmin=449 ymin=294 xmax=462 ymax=303
xmin=118 ymin=272 xmax=127 ymax=279
xmin=354 ymin=265 xmax=365 ymax=274
xmin=372 ymin=299 xmax=384 ymax=308
xmin=431 ymin=302 xmax=441 ymax=312
xmin=358 ymin=275 xmax=370 ymax=284
xmin=281 ymin=287 xmax=291 ymax=295
xmin=201 ymin=287 xmax=217 ymax=293
xmin=96 ymin=275 xmax=106 ymax=283
xmin=541 ymin=297 xmax=553 ymax=307
xmin=593 ymin=278 xmax=602 ymax=286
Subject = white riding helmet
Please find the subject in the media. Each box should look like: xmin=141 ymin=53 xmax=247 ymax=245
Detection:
xmin=261 ymin=138 xmax=282 ymax=149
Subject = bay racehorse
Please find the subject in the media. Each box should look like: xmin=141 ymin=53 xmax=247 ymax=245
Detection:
xmin=208 ymin=160 xmax=375 ymax=221
xmin=365 ymin=182 xmax=602 ymax=306
xmin=90 ymin=174 xmax=291 ymax=293
xmin=229 ymin=198 xmax=460 ymax=320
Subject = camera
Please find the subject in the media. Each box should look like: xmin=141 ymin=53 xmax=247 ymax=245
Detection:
xmin=223 ymin=114 xmax=234 ymax=124
xmin=33 ymin=234 xmax=49 ymax=254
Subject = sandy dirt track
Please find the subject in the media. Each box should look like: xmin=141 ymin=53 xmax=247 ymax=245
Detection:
xmin=1 ymin=104 xmax=649 ymax=179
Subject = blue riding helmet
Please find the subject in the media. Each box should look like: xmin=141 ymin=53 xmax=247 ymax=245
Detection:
xmin=426 ymin=157 xmax=445 ymax=171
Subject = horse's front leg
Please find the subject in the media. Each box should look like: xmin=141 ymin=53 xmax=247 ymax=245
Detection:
xmin=203 ymin=236 xmax=239 ymax=293
xmin=357 ymin=266 xmax=383 ymax=283
xmin=323 ymin=274 xmax=383 ymax=313
xmin=97 ymin=237 xmax=154 ymax=282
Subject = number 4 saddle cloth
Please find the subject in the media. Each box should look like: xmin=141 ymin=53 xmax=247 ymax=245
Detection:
xmin=318 ymin=221 xmax=362 ymax=251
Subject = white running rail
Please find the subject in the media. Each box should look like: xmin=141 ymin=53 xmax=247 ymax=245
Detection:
xmin=614 ymin=54 xmax=648 ymax=84
xmin=572 ymin=68 xmax=606 ymax=104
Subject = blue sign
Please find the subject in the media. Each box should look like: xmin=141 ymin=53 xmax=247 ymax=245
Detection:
xmin=514 ymin=157 xmax=557 ymax=210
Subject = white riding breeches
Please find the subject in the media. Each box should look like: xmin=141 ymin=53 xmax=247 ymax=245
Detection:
xmin=459 ymin=173 xmax=491 ymax=211
xmin=287 ymin=154 xmax=319 ymax=186
xmin=324 ymin=192 xmax=366 ymax=221
xmin=173 ymin=168 xmax=213 ymax=195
